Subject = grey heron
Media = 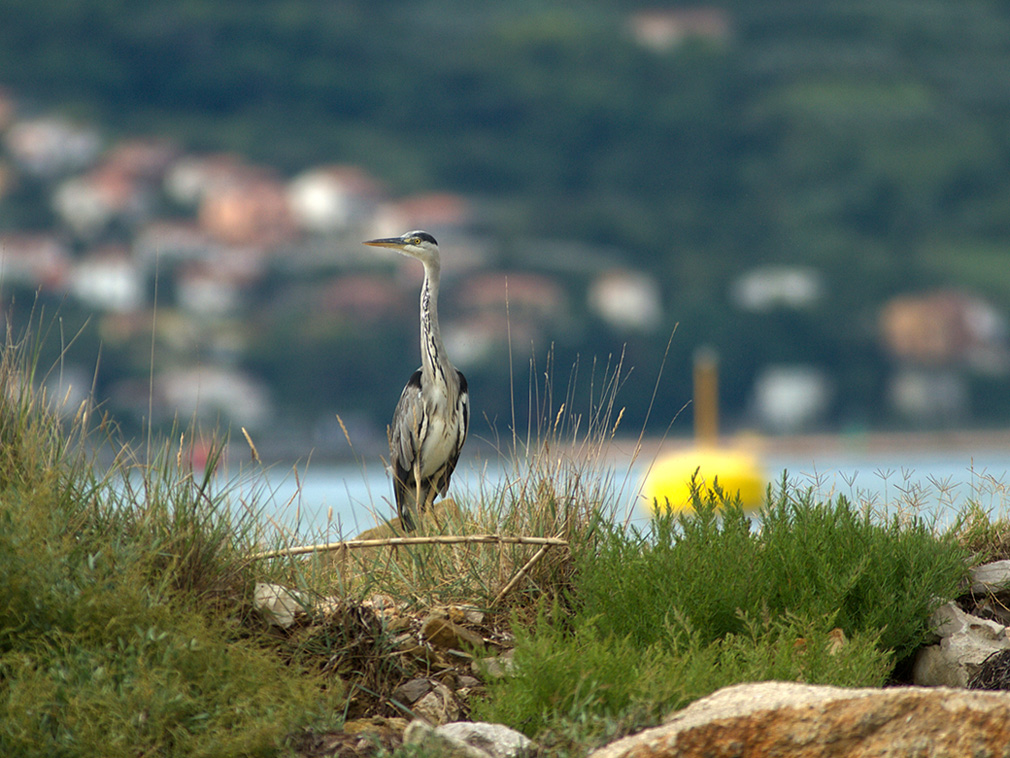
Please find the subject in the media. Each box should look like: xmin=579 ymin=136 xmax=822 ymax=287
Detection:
xmin=362 ymin=231 xmax=470 ymax=530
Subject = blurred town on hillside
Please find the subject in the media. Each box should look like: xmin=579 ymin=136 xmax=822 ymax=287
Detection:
xmin=2 ymin=10 xmax=1009 ymax=461
xmin=0 ymin=84 xmax=677 ymax=458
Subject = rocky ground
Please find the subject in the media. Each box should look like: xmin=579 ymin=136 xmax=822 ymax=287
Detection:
xmin=255 ymin=584 xmax=526 ymax=756
xmin=253 ymin=557 xmax=1010 ymax=758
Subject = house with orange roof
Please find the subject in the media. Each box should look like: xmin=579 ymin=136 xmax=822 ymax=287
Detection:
xmin=444 ymin=271 xmax=569 ymax=366
xmin=198 ymin=172 xmax=297 ymax=248
xmin=163 ymin=153 xmax=261 ymax=207
xmin=371 ymin=193 xmax=473 ymax=236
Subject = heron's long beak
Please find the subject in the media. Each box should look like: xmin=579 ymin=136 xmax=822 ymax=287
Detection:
xmin=362 ymin=237 xmax=408 ymax=250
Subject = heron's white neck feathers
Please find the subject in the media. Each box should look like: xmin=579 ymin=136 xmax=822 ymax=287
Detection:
xmin=419 ymin=260 xmax=457 ymax=399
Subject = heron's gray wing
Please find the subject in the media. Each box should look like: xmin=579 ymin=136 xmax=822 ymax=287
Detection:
xmin=390 ymin=368 xmax=424 ymax=508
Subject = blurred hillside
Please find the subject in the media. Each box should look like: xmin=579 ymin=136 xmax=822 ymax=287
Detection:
xmin=2 ymin=0 xmax=1010 ymax=455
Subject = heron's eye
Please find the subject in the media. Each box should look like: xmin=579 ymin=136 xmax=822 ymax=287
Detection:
xmin=410 ymin=237 xmax=421 ymax=245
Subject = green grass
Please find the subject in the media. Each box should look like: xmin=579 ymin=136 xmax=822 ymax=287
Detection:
xmin=0 ymin=323 xmax=344 ymax=756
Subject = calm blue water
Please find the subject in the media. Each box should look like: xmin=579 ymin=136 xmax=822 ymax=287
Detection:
xmin=234 ymin=445 xmax=1010 ymax=540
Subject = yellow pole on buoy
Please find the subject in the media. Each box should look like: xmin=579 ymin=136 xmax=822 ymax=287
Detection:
xmin=643 ymin=347 xmax=766 ymax=514
xmin=693 ymin=347 xmax=719 ymax=447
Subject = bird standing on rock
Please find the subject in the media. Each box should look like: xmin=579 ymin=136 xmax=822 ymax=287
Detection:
xmin=362 ymin=231 xmax=470 ymax=531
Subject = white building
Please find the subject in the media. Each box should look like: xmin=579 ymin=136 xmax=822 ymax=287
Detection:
xmin=751 ymin=364 xmax=832 ymax=433
xmin=158 ymin=367 xmax=272 ymax=428
xmin=287 ymin=165 xmax=383 ymax=234
xmin=5 ymin=117 xmax=102 ymax=177
xmin=731 ymin=266 xmax=823 ymax=312
xmin=588 ymin=270 xmax=663 ymax=332
xmin=69 ymin=247 xmax=144 ymax=312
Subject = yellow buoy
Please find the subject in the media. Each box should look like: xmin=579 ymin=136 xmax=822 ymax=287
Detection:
xmin=643 ymin=446 xmax=765 ymax=513
xmin=642 ymin=347 xmax=765 ymax=514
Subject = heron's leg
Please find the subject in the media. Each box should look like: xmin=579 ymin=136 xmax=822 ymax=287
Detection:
xmin=424 ymin=485 xmax=442 ymax=529
xmin=410 ymin=460 xmax=423 ymax=527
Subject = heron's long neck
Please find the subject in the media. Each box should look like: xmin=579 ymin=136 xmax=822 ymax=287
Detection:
xmin=420 ymin=261 xmax=456 ymax=393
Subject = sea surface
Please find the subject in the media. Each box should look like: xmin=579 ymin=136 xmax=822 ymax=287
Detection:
xmin=233 ymin=432 xmax=1010 ymax=540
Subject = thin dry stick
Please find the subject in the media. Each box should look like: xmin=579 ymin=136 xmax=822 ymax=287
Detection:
xmin=491 ymin=543 xmax=552 ymax=607
xmin=252 ymin=534 xmax=568 ymax=560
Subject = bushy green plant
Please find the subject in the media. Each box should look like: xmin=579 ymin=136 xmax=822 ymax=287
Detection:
xmin=474 ymin=605 xmax=890 ymax=751
xmin=756 ymin=486 xmax=967 ymax=658
xmin=575 ymin=493 xmax=759 ymax=649
xmin=951 ymin=499 xmax=1010 ymax=563
xmin=579 ymin=481 xmax=968 ymax=660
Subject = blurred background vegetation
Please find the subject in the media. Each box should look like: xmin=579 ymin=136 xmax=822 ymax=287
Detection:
xmin=2 ymin=0 xmax=1010 ymax=456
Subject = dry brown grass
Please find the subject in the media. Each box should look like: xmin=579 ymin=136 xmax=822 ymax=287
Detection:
xmin=261 ymin=346 xmax=651 ymax=628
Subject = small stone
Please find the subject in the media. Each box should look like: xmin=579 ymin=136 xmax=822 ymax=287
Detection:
xmin=474 ymin=649 xmax=516 ymax=680
xmin=421 ymin=612 xmax=485 ymax=651
xmin=457 ymin=674 xmax=482 ymax=689
xmin=252 ymin=582 xmax=306 ymax=628
xmin=913 ymin=601 xmax=1010 ymax=687
xmin=412 ymin=683 xmax=460 ymax=726
xmin=393 ymin=677 xmax=432 ymax=705
xmin=447 ymin=605 xmax=485 ymax=625
xmin=969 ymin=560 xmax=1010 ymax=594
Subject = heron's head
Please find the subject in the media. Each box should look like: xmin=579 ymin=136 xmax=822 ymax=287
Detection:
xmin=363 ymin=230 xmax=439 ymax=266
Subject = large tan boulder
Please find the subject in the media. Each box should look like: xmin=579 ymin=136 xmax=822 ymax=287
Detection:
xmin=589 ymin=681 xmax=1010 ymax=758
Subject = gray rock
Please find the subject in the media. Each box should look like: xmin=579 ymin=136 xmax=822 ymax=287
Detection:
xmin=404 ymin=720 xmax=536 ymax=758
xmin=393 ymin=677 xmax=432 ymax=705
xmin=412 ymin=682 xmax=460 ymax=726
xmin=403 ymin=720 xmax=486 ymax=758
xmin=437 ymin=721 xmax=535 ymax=758
xmin=474 ymin=648 xmax=516 ymax=680
xmin=913 ymin=601 xmax=1010 ymax=687
xmin=969 ymin=560 xmax=1010 ymax=594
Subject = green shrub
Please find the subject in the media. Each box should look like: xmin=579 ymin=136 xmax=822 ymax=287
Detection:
xmin=579 ymin=482 xmax=968 ymax=660
xmin=756 ymin=486 xmax=967 ymax=658
xmin=474 ymin=606 xmax=890 ymax=751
